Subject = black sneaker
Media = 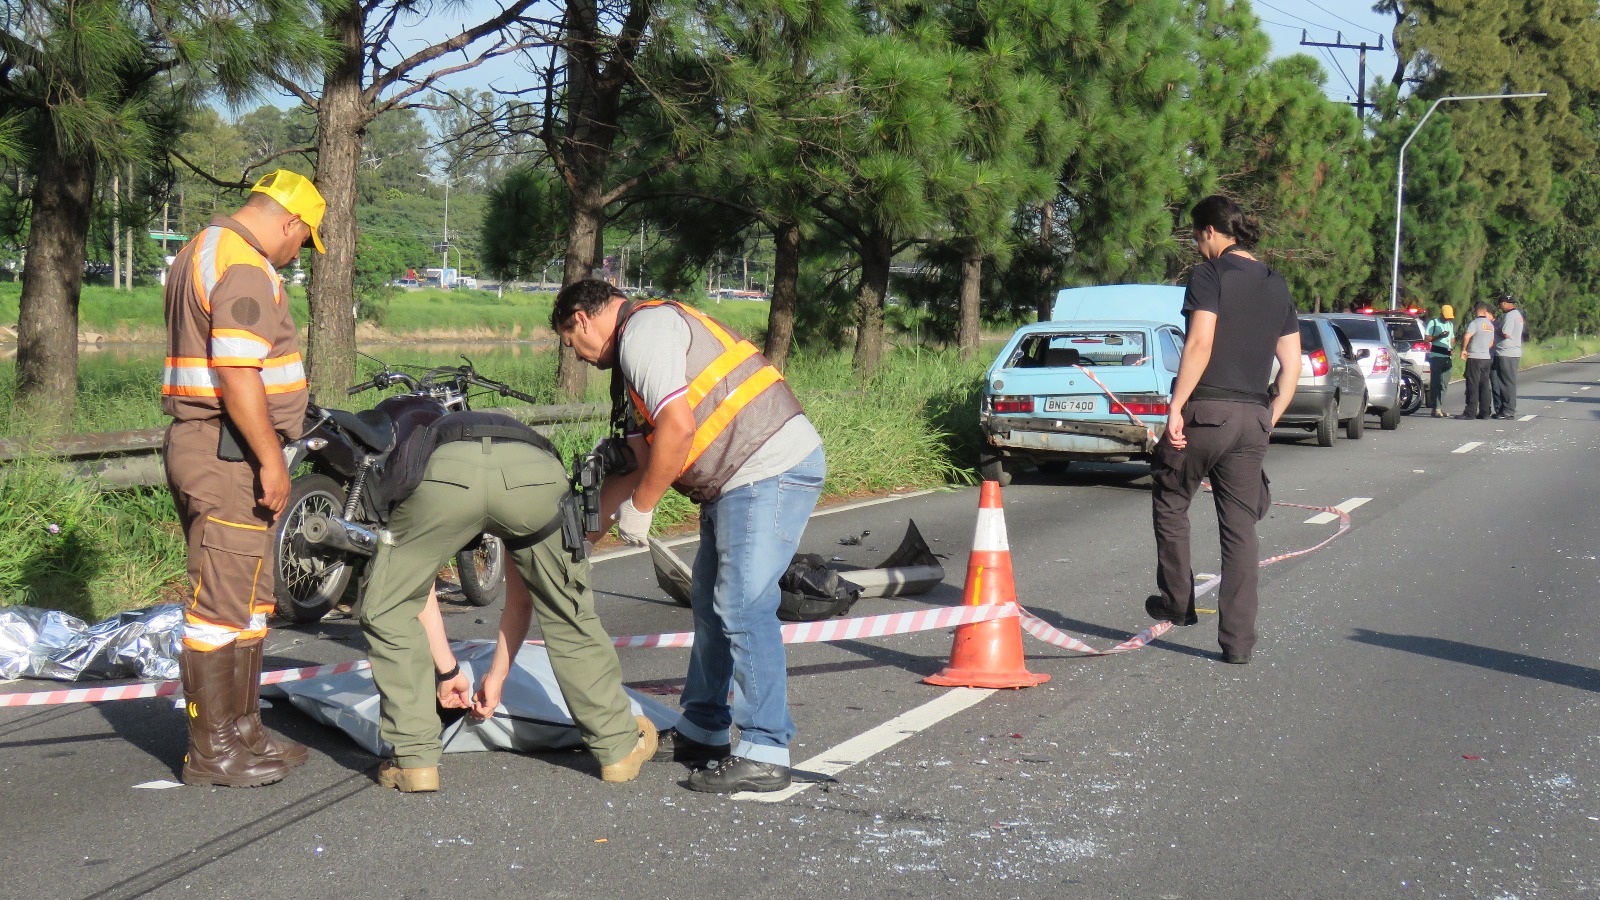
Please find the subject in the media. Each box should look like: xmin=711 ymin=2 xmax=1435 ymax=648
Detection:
xmin=686 ymin=756 xmax=792 ymax=793
xmin=650 ymin=728 xmax=730 ymax=767
xmin=1145 ymin=595 xmax=1198 ymax=627
xmin=1221 ymin=651 xmax=1251 ymax=665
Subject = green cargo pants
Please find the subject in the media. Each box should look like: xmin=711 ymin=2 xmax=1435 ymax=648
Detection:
xmin=360 ymin=438 xmax=636 ymax=769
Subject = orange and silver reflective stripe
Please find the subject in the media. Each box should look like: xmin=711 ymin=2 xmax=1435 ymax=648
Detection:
xmin=261 ymin=352 xmax=307 ymax=393
xmin=163 ymin=357 xmax=221 ymax=397
xmin=210 ymin=328 xmax=271 ymax=366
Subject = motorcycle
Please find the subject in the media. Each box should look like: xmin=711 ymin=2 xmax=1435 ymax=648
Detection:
xmin=268 ymin=356 xmax=546 ymax=623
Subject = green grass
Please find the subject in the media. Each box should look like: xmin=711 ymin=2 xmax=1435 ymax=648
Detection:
xmin=0 ymin=458 xmax=186 ymax=620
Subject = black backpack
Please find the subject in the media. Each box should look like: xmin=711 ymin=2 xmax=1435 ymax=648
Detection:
xmin=777 ymin=554 xmax=864 ymax=622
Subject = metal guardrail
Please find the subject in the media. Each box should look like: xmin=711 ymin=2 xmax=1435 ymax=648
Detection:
xmin=0 ymin=403 xmax=609 ymax=488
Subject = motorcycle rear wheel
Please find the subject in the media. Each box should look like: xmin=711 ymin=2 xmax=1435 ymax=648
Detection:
xmin=454 ymin=535 xmax=506 ymax=607
xmin=272 ymin=474 xmax=356 ymax=623
xmin=1399 ymin=370 xmax=1424 ymax=415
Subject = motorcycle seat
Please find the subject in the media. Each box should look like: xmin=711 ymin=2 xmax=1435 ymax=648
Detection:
xmin=329 ymin=408 xmax=396 ymax=452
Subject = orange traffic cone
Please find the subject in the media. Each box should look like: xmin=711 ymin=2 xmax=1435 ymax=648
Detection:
xmin=924 ymin=481 xmax=1049 ymax=689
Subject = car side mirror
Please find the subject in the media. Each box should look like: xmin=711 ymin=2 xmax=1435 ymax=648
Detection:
xmin=1356 ymin=348 xmax=1371 ymax=359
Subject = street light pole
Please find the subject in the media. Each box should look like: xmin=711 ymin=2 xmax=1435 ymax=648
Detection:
xmin=1388 ymin=91 xmax=1547 ymax=310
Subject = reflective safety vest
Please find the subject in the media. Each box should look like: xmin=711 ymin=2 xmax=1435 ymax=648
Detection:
xmin=614 ymin=299 xmax=803 ymax=502
xmin=161 ymin=219 xmax=307 ymax=436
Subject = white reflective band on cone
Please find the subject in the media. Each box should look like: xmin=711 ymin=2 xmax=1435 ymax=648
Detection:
xmin=972 ymin=507 xmax=1009 ymax=552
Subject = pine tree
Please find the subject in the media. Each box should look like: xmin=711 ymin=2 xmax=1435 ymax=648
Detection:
xmin=0 ymin=0 xmax=329 ymax=431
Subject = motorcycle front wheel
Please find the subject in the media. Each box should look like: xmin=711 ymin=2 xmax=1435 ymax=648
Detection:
xmin=1399 ymin=370 xmax=1425 ymax=415
xmin=271 ymin=473 xmax=356 ymax=623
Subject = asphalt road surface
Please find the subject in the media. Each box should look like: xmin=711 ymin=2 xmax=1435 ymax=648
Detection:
xmin=4 ymin=358 xmax=1599 ymax=899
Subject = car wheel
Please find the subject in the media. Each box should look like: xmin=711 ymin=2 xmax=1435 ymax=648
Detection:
xmin=1316 ymin=397 xmax=1337 ymax=447
xmin=1345 ymin=394 xmax=1366 ymax=440
xmin=1379 ymin=402 xmax=1402 ymax=431
xmin=978 ymin=449 xmax=1014 ymax=487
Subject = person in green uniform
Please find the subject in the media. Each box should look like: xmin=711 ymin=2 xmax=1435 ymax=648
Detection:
xmin=360 ymin=409 xmax=656 ymax=792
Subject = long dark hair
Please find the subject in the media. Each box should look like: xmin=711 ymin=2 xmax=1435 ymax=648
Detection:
xmin=1191 ymin=195 xmax=1261 ymax=248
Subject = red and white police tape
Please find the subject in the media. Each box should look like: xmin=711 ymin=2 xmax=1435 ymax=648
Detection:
xmin=0 ymin=499 xmax=1350 ymax=708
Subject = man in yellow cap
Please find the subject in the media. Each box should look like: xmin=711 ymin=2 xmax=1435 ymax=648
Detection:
xmin=1424 ymin=303 xmax=1455 ymax=417
xmin=161 ymin=169 xmax=324 ymax=787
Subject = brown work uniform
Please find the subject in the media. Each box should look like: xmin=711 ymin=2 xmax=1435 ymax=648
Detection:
xmin=161 ymin=216 xmax=307 ymax=651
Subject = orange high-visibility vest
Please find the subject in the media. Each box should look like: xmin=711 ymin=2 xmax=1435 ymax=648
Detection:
xmin=615 ymin=299 xmax=802 ymax=502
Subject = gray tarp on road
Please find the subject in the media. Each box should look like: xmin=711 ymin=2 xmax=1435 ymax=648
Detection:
xmin=264 ymin=640 xmax=678 ymax=756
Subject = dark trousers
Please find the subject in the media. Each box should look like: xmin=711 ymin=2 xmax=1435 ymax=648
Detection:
xmin=1463 ymin=358 xmax=1493 ymax=418
xmin=1429 ymin=355 xmax=1451 ymax=410
xmin=1492 ymin=355 xmax=1519 ymax=416
xmin=1151 ymin=400 xmax=1272 ymax=656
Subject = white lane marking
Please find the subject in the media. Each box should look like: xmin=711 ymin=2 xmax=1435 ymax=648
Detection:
xmin=1519 ymin=415 xmax=1536 ymax=422
xmin=735 ymin=687 xmax=997 ymax=802
xmin=1304 ymin=497 xmax=1370 ymax=525
xmin=1556 ymin=398 xmax=1568 ymax=403
xmin=1452 ymin=442 xmax=1483 ymax=454
xmin=1581 ymin=386 xmax=1592 ymax=391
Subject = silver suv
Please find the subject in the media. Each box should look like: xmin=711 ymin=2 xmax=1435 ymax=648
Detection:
xmin=1320 ymin=314 xmax=1404 ymax=431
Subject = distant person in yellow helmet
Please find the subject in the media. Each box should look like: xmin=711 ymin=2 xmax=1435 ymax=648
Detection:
xmin=1424 ymin=303 xmax=1455 ymax=417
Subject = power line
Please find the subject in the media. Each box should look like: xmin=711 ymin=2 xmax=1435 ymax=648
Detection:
xmin=1318 ymin=46 xmax=1359 ymax=97
xmin=1302 ymin=0 xmax=1385 ymax=39
xmin=1255 ymin=0 xmax=1339 ymax=33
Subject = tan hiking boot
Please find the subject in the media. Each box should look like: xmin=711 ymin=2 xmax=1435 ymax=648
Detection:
xmin=377 ymin=759 xmax=440 ymax=792
xmin=600 ymin=715 xmax=660 ymax=783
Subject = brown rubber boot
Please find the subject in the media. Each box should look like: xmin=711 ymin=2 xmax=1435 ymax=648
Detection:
xmin=233 ymin=638 xmax=308 ymax=767
xmin=180 ymin=644 xmax=290 ymax=788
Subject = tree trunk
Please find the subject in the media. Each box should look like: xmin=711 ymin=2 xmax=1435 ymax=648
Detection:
xmin=15 ymin=142 xmax=94 ymax=434
xmin=1035 ymin=201 xmax=1056 ymax=322
xmin=957 ymin=241 xmax=982 ymax=361
xmin=851 ymin=226 xmax=892 ymax=377
xmin=305 ymin=3 xmax=366 ymax=407
xmin=556 ymin=182 xmax=605 ymax=399
xmin=763 ymin=219 xmax=800 ymax=371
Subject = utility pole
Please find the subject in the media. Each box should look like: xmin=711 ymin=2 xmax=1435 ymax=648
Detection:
xmin=1300 ymin=31 xmax=1384 ymax=120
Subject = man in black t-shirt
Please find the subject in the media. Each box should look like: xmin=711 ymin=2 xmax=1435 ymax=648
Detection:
xmin=1146 ymin=196 xmax=1302 ymax=665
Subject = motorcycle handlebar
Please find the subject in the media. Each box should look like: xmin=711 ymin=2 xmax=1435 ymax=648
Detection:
xmin=344 ymin=368 xmax=538 ymax=405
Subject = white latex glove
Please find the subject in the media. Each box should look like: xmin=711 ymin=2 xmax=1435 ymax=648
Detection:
xmin=615 ymin=497 xmax=654 ymax=546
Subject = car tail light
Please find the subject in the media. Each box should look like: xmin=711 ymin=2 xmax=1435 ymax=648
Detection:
xmin=991 ymin=395 xmax=1032 ymax=414
xmin=1110 ymin=400 xmax=1169 ymax=416
xmin=1373 ymin=348 xmax=1391 ymax=373
xmin=1412 ymin=341 xmax=1429 ymax=354
xmin=1307 ymin=349 xmax=1329 ymax=377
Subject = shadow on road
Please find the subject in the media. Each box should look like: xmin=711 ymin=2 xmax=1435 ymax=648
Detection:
xmin=1349 ymin=628 xmax=1600 ymax=694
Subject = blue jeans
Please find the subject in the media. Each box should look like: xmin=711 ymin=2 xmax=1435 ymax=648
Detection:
xmin=673 ymin=446 xmax=825 ymax=767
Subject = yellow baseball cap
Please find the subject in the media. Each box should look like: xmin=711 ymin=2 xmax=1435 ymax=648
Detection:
xmin=1440 ymin=304 xmax=1455 ymax=319
xmin=250 ymin=169 xmax=326 ymax=254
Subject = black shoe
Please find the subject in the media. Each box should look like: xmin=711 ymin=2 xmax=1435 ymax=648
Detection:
xmin=1145 ymin=595 xmax=1198 ymax=627
xmin=650 ymin=728 xmax=730 ymax=767
xmin=1453 ymin=414 xmax=1476 ymax=420
xmin=1492 ymin=413 xmax=1514 ymax=420
xmin=1220 ymin=651 xmax=1251 ymax=665
xmin=686 ymin=756 xmax=792 ymax=793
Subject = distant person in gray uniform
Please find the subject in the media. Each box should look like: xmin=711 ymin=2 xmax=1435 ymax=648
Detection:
xmin=1491 ymin=294 xmax=1524 ymax=419
xmin=1456 ymin=302 xmax=1497 ymax=420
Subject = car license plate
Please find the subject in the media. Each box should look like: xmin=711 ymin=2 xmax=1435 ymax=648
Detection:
xmin=1043 ymin=397 xmax=1096 ymax=413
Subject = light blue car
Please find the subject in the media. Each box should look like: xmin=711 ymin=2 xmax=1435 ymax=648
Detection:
xmin=977 ymin=285 xmax=1186 ymax=485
